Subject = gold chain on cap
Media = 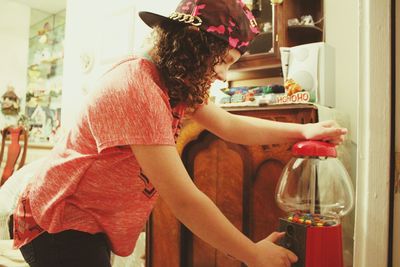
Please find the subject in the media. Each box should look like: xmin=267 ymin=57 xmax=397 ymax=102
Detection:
xmin=249 ymin=18 xmax=258 ymax=28
xmin=169 ymin=12 xmax=202 ymax=27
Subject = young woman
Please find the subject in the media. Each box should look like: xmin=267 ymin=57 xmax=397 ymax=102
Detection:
xmin=13 ymin=0 xmax=347 ymax=266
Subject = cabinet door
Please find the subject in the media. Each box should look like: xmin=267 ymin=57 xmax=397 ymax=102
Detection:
xmin=228 ymin=0 xmax=324 ymax=81
xmin=276 ymin=0 xmax=323 ymax=48
xmin=179 ymin=133 xmax=294 ymax=266
xmin=250 ymin=158 xmax=287 ymax=242
xmin=181 ymin=133 xmax=252 ymax=267
xmin=228 ymin=1 xmax=281 ymax=82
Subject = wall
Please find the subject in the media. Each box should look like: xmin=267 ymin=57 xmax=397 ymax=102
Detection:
xmin=61 ymin=0 xmax=179 ymax=130
xmin=0 ymin=1 xmax=30 ymax=128
xmin=324 ymin=0 xmax=358 ymax=143
xmin=324 ymin=1 xmax=358 ymax=266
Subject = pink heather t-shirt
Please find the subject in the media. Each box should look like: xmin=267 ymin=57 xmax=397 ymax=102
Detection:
xmin=13 ymin=57 xmax=186 ymax=256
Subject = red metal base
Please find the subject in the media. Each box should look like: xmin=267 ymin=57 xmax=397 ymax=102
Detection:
xmin=279 ymin=219 xmax=344 ymax=267
xmin=306 ymin=224 xmax=343 ymax=267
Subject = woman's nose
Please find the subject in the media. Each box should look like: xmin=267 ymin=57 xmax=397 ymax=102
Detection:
xmin=217 ymin=70 xmax=227 ymax=82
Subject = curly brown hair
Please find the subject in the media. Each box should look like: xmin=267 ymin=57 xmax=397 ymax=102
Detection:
xmin=149 ymin=22 xmax=229 ymax=109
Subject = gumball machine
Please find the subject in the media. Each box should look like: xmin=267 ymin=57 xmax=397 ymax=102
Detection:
xmin=275 ymin=141 xmax=354 ymax=267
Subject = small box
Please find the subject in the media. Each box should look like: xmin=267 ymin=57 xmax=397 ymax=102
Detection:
xmin=280 ymin=42 xmax=335 ymax=108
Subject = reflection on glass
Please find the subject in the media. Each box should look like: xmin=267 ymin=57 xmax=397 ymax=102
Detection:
xmin=26 ymin=10 xmax=66 ymax=144
xmin=244 ymin=0 xmax=273 ymax=55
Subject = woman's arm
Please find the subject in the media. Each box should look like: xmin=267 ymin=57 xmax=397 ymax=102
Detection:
xmin=190 ymin=102 xmax=347 ymax=145
xmin=130 ymin=144 xmax=297 ymax=267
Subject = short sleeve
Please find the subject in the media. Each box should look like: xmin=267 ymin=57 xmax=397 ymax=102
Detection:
xmin=86 ymin=59 xmax=175 ymax=152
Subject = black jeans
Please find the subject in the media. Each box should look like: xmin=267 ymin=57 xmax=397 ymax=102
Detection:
xmin=19 ymin=230 xmax=111 ymax=267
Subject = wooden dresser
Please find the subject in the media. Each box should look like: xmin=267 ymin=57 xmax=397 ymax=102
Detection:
xmin=147 ymin=104 xmax=318 ymax=267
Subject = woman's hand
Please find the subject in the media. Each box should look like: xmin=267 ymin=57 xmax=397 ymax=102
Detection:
xmin=302 ymin=120 xmax=348 ymax=145
xmin=248 ymin=232 xmax=298 ymax=267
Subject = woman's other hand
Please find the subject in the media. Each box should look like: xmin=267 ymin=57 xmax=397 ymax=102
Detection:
xmin=249 ymin=232 xmax=298 ymax=267
xmin=302 ymin=120 xmax=348 ymax=145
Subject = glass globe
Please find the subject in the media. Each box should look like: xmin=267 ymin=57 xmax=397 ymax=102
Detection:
xmin=275 ymin=156 xmax=354 ymax=222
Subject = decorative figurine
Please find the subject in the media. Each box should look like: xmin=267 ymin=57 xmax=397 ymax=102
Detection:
xmin=287 ymin=15 xmax=315 ymax=27
xmin=284 ymin=78 xmax=303 ymax=96
xmin=1 ymin=85 xmax=20 ymax=116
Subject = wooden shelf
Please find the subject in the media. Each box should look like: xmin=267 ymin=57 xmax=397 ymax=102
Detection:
xmin=287 ymin=25 xmax=323 ymax=44
xmin=228 ymin=52 xmax=282 ymax=81
xmin=288 ymin=24 xmax=323 ymax=33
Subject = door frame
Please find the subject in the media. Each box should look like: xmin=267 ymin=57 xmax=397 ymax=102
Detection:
xmin=354 ymin=0 xmax=392 ymax=266
xmin=392 ymin=0 xmax=399 ymax=265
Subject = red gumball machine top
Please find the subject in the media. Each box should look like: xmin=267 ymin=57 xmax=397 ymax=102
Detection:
xmin=292 ymin=140 xmax=337 ymax=158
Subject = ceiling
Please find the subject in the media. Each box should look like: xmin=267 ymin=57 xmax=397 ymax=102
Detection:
xmin=11 ymin=0 xmax=66 ymax=13
xmin=10 ymin=0 xmax=66 ymax=25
